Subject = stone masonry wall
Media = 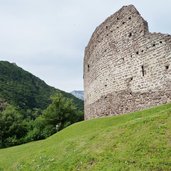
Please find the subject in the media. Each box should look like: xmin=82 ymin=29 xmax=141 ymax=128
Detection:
xmin=84 ymin=5 xmax=171 ymax=120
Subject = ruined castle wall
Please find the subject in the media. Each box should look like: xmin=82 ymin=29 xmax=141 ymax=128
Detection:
xmin=84 ymin=5 xmax=171 ymax=120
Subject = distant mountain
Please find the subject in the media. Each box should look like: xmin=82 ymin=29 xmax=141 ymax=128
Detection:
xmin=0 ymin=61 xmax=84 ymax=111
xmin=71 ymin=90 xmax=84 ymax=100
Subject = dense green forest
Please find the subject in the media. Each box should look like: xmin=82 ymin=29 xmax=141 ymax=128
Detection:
xmin=0 ymin=61 xmax=84 ymax=148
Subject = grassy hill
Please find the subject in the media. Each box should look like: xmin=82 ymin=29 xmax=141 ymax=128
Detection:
xmin=0 ymin=104 xmax=171 ymax=171
xmin=0 ymin=61 xmax=83 ymax=111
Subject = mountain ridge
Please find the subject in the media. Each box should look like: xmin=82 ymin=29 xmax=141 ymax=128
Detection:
xmin=71 ymin=90 xmax=84 ymax=100
xmin=0 ymin=60 xmax=83 ymax=111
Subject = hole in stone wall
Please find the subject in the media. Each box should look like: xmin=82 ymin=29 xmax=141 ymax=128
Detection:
xmin=136 ymin=51 xmax=139 ymax=55
xmin=87 ymin=64 xmax=90 ymax=72
xmin=106 ymin=34 xmax=108 ymax=36
xmin=128 ymin=16 xmax=132 ymax=20
xmin=160 ymin=41 xmax=163 ymax=44
xmin=165 ymin=65 xmax=169 ymax=70
xmin=141 ymin=50 xmax=144 ymax=53
xmin=105 ymin=84 xmax=107 ymax=87
xmin=141 ymin=65 xmax=145 ymax=76
xmin=127 ymin=77 xmax=133 ymax=84
xmin=128 ymin=33 xmax=132 ymax=37
xmin=122 ymin=58 xmax=124 ymax=61
xmin=122 ymin=22 xmax=125 ymax=24
xmin=153 ymin=43 xmax=156 ymax=47
xmin=111 ymin=30 xmax=113 ymax=33
xmin=117 ymin=17 xmax=119 ymax=20
xmin=106 ymin=26 xmax=108 ymax=29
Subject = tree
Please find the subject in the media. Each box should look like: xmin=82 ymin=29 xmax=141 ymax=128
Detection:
xmin=42 ymin=93 xmax=83 ymax=135
xmin=0 ymin=105 xmax=27 ymax=148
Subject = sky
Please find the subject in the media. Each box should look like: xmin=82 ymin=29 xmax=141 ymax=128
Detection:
xmin=0 ymin=0 xmax=171 ymax=92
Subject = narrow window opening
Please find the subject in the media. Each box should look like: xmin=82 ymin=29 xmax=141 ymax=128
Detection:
xmin=165 ymin=65 xmax=169 ymax=70
xmin=128 ymin=33 xmax=132 ymax=37
xmin=87 ymin=64 xmax=90 ymax=72
xmin=141 ymin=65 xmax=145 ymax=76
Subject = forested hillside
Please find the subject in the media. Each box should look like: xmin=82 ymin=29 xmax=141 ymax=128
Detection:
xmin=0 ymin=61 xmax=83 ymax=110
xmin=0 ymin=61 xmax=84 ymax=148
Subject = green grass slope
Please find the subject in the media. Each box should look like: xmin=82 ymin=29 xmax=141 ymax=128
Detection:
xmin=0 ymin=104 xmax=171 ymax=171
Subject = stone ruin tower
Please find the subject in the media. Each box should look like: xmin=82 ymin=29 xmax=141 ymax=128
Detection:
xmin=84 ymin=5 xmax=171 ymax=120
